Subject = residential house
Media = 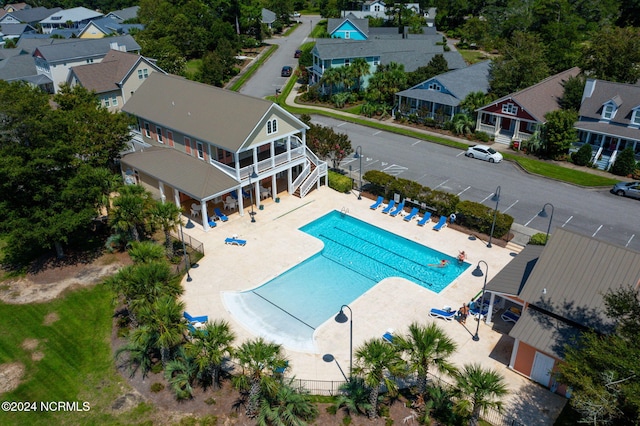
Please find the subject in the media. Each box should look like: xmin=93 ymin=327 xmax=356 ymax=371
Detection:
xmin=105 ymin=6 xmax=140 ymax=22
xmin=68 ymin=49 xmax=164 ymax=112
xmin=120 ymin=73 xmax=327 ymax=231
xmin=573 ymin=79 xmax=640 ymax=170
xmin=0 ymin=6 xmax=61 ymax=27
xmin=32 ymin=34 xmax=141 ymax=93
xmin=3 ymin=3 xmax=31 ymax=13
xmin=310 ymin=37 xmax=466 ymax=93
xmin=482 ymin=228 xmax=640 ymax=393
xmin=0 ymin=37 xmax=68 ymax=91
xmin=475 ymin=67 xmax=580 ymax=145
xmin=39 ymin=7 xmax=103 ymax=34
xmin=261 ymin=8 xmax=276 ymax=29
xmin=77 ymin=16 xmax=143 ymax=38
xmin=328 ymin=14 xmax=369 ymax=39
xmin=394 ymin=60 xmax=491 ymax=124
xmin=0 ymin=22 xmax=35 ymax=41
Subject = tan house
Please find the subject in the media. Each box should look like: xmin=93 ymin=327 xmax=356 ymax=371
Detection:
xmin=120 ymin=73 xmax=327 ymax=231
xmin=67 ymin=49 xmax=164 ymax=112
xmin=475 ymin=67 xmax=580 ymax=145
xmin=482 ymin=228 xmax=640 ymax=395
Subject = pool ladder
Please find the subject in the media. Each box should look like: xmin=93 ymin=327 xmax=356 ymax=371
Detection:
xmin=340 ymin=206 xmax=349 ymax=216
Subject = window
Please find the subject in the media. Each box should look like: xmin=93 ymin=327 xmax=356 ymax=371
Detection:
xmin=603 ymin=104 xmax=614 ymax=119
xmin=502 ymin=103 xmax=518 ymax=115
xmin=344 ymin=31 xmax=350 ymax=39
xmin=144 ymin=122 xmax=150 ymax=138
xmin=344 ymin=58 xmax=350 ymax=67
xmin=156 ymin=127 xmax=163 ymax=143
xmin=632 ymin=110 xmax=640 ymax=126
xmin=428 ymin=82 xmax=441 ymax=91
xmin=267 ymin=118 xmax=277 ymax=135
xmin=111 ymin=96 xmax=118 ymax=106
xmin=374 ymin=5 xmax=380 ymax=11
xmin=373 ymin=58 xmax=380 ymax=66
xmin=86 ymin=58 xmax=93 ymax=64
xmin=196 ymin=142 xmax=204 ymax=159
xmin=103 ymin=96 xmax=110 ymax=107
xmin=138 ymin=68 xmax=149 ymax=80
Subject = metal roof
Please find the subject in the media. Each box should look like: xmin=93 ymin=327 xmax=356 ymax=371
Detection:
xmin=509 ymin=228 xmax=640 ymax=359
xmin=121 ymin=147 xmax=240 ymax=200
xmin=39 ymin=7 xmax=103 ymax=24
xmin=485 ymin=244 xmax=544 ymax=296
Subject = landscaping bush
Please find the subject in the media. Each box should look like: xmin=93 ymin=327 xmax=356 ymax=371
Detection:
xmin=328 ymin=170 xmax=353 ymax=193
xmin=474 ymin=131 xmax=490 ymax=143
xmin=529 ymin=232 xmax=548 ymax=245
xmin=363 ymin=170 xmax=396 ymax=196
xmin=571 ymin=143 xmax=593 ymax=166
xmin=611 ymin=147 xmax=637 ymax=176
xmin=456 ymin=200 xmax=514 ymax=237
xmin=151 ymin=382 xmax=165 ymax=393
xmin=387 ymin=177 xmax=425 ymax=200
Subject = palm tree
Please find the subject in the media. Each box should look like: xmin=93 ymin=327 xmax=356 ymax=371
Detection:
xmin=451 ymin=113 xmax=476 ymax=136
xmin=349 ymin=57 xmax=370 ymax=92
xmin=334 ymin=376 xmax=372 ymax=417
xmin=396 ymin=322 xmax=458 ymax=396
xmin=165 ymin=347 xmax=198 ymax=400
xmin=151 ymin=200 xmax=182 ymax=257
xmin=353 ymin=338 xmax=405 ymax=419
xmin=114 ymin=326 xmax=156 ymax=378
xmin=186 ymin=319 xmax=236 ymax=389
xmin=256 ymin=380 xmax=318 ymax=425
xmin=453 ymin=363 xmax=508 ymax=426
xmin=128 ymin=241 xmax=166 ymax=264
xmin=109 ymin=184 xmax=154 ymax=242
xmin=233 ymin=337 xmax=288 ymax=418
xmin=320 ymin=67 xmax=343 ymax=97
xmin=459 ymin=91 xmax=492 ymax=120
xmin=138 ymin=295 xmax=187 ymax=366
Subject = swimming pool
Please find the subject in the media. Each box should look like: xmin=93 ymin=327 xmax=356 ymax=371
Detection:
xmin=223 ymin=210 xmax=469 ymax=350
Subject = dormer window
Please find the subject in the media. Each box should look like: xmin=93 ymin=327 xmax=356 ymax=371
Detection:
xmin=631 ymin=109 xmax=640 ymax=126
xmin=602 ymin=104 xmax=615 ymax=120
xmin=502 ymin=103 xmax=518 ymax=115
xmin=267 ymin=118 xmax=277 ymax=135
xmin=428 ymin=82 xmax=441 ymax=91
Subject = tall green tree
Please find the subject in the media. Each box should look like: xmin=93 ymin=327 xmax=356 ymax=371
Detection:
xmin=151 ymin=201 xmax=182 ymax=257
xmin=396 ymin=322 xmax=458 ymax=396
xmin=541 ymin=109 xmax=578 ymax=159
xmin=137 ymin=295 xmax=187 ymax=366
xmin=453 ymin=363 xmax=508 ymax=426
xmin=349 ymin=57 xmax=371 ymax=92
xmin=559 ymin=74 xmax=586 ymax=112
xmin=109 ymin=184 xmax=155 ymax=242
xmin=611 ymin=147 xmax=638 ymax=177
xmin=580 ymin=26 xmax=640 ymax=84
xmin=557 ymin=285 xmax=640 ymax=424
xmin=187 ymin=319 xmax=236 ymax=389
xmin=353 ymin=338 xmax=405 ymax=419
xmin=459 ymin=91 xmax=493 ymax=120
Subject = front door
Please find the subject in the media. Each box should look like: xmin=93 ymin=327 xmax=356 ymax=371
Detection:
xmin=531 ymin=352 xmax=555 ymax=387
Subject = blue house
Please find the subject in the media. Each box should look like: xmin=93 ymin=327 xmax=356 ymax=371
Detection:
xmin=327 ymin=13 xmax=369 ymax=40
xmin=394 ymin=61 xmax=491 ymax=123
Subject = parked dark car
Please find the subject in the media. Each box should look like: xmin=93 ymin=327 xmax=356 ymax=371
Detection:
xmin=281 ymin=66 xmax=293 ymax=77
xmin=611 ymin=181 xmax=640 ymax=199
xmin=294 ymin=49 xmax=302 ymax=58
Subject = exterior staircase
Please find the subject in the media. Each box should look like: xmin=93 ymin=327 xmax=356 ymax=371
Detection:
xmin=291 ymin=146 xmax=327 ymax=198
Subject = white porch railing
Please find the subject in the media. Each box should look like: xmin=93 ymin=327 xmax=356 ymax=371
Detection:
xmin=299 ymin=165 xmax=319 ymax=198
xmin=477 ymin=123 xmax=495 ymax=134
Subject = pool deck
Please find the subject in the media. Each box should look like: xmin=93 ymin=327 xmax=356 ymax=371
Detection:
xmin=180 ymin=188 xmax=566 ymax=425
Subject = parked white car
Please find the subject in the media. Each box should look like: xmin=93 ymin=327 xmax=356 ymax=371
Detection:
xmin=465 ymin=145 xmax=503 ymax=163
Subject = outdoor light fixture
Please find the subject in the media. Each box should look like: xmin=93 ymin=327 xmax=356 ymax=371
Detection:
xmin=471 ymin=260 xmax=488 ymax=341
xmin=249 ymin=167 xmax=259 ymax=223
xmin=487 ymin=186 xmax=501 ymax=248
xmin=180 ymin=216 xmax=194 ymax=282
xmin=354 ymin=146 xmax=363 ymax=200
xmin=538 ymin=202 xmax=555 ymax=244
xmin=334 ymin=304 xmax=353 ymax=379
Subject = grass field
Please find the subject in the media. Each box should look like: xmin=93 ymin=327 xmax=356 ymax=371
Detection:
xmin=0 ymin=285 xmax=156 ymax=425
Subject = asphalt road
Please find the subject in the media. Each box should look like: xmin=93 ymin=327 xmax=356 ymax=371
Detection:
xmin=237 ymin=19 xmax=639 ymax=252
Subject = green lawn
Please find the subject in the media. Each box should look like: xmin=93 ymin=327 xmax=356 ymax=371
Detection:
xmin=0 ymin=285 xmax=155 ymax=425
xmin=184 ymin=58 xmax=202 ymax=80
xmin=457 ymin=49 xmax=495 ymax=64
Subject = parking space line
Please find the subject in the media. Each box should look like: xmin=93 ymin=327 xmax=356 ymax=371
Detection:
xmin=562 ymin=216 xmax=573 ymax=227
xmin=524 ymin=213 xmax=538 ymax=226
xmin=456 ymin=151 xmax=466 ymax=157
xmin=592 ymin=224 xmax=603 ymax=237
xmin=627 ymin=234 xmax=635 ymax=247
xmin=502 ymin=200 xmax=518 ymax=213
xmin=337 ymin=122 xmax=347 ymax=127
xmin=372 ymin=130 xmax=381 ymax=136
xmin=433 ymin=179 xmax=449 ymax=190
xmin=412 ymin=140 xmax=422 ymax=146
xmin=481 ymin=193 xmax=493 ymax=203
xmin=457 ymin=186 xmax=471 ymax=196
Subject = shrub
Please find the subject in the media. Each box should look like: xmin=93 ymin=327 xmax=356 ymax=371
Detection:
xmin=363 ymin=170 xmax=395 ymax=195
xmin=328 ymin=170 xmax=353 ymax=193
xmin=529 ymin=233 xmax=548 ymax=245
xmin=456 ymin=200 xmax=514 ymax=237
xmin=571 ymin=143 xmax=592 ymax=166
xmin=150 ymin=382 xmax=165 ymax=393
xmin=475 ymin=131 xmax=490 ymax=142
xmin=611 ymin=147 xmax=637 ymax=176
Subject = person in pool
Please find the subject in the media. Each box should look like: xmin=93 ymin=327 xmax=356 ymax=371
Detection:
xmin=429 ymin=259 xmax=449 ymax=267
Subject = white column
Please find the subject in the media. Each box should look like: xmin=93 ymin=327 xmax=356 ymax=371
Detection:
xmin=508 ymin=339 xmax=519 ymax=369
xmin=287 ymin=136 xmax=292 ymax=161
xmin=270 ymin=141 xmax=276 ymax=169
xmin=513 ymin=120 xmax=520 ymax=140
xmin=486 ymin=292 xmax=497 ymax=324
xmin=158 ymin=181 xmax=166 ymax=203
xmin=238 ymin=188 xmax=245 ymax=216
xmin=174 ymin=190 xmax=180 ymax=207
xmin=201 ymin=202 xmax=210 ymax=231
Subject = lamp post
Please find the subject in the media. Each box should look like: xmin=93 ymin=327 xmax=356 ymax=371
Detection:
xmin=538 ymin=202 xmax=555 ymax=244
xmin=354 ymin=146 xmax=363 ymax=200
xmin=248 ymin=167 xmax=259 ymax=223
xmin=471 ymin=260 xmax=488 ymax=341
xmin=334 ymin=304 xmax=353 ymax=379
xmin=179 ymin=216 xmax=195 ymax=282
xmin=487 ymin=186 xmax=501 ymax=248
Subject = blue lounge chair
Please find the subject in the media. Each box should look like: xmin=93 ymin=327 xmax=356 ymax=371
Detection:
xmin=242 ymin=189 xmax=250 ymax=198
xmin=417 ymin=212 xmax=432 ymax=226
xmin=501 ymin=310 xmax=520 ymax=323
xmin=208 ymin=217 xmax=217 ymax=227
xmin=184 ymin=312 xmax=208 ymax=324
xmin=370 ymin=196 xmax=384 ymax=210
xmin=230 ymin=191 xmax=238 ymax=200
xmin=403 ymin=207 xmax=419 ymax=222
xmin=429 ymin=308 xmax=456 ymax=321
xmin=381 ymin=199 xmax=396 ymax=214
xmin=389 ymin=200 xmax=405 ymax=217
xmin=225 ymin=237 xmax=246 ymax=246
xmin=433 ymin=215 xmax=447 ymax=231
xmin=274 ymin=360 xmax=289 ymax=375
xmin=382 ymin=329 xmax=394 ymax=344
xmin=214 ymin=207 xmax=228 ymax=222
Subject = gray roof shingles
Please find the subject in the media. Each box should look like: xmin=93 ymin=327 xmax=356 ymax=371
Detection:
xmin=33 ymin=35 xmax=140 ymax=63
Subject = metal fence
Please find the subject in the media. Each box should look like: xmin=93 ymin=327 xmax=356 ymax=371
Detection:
xmin=171 ymin=232 xmax=204 ymax=276
xmin=290 ymin=378 xmax=346 ymax=396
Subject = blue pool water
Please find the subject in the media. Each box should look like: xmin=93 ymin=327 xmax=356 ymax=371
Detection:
xmin=223 ymin=211 xmax=469 ymax=349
